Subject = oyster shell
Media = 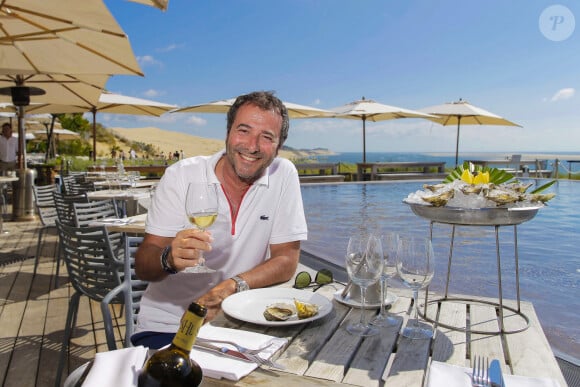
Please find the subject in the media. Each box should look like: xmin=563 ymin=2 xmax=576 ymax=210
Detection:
xmin=460 ymin=184 xmax=483 ymax=195
xmin=294 ymin=299 xmax=319 ymax=319
xmin=485 ymin=189 xmax=521 ymax=205
xmin=423 ymin=183 xmax=447 ymax=192
xmin=421 ymin=189 xmax=454 ymax=207
xmin=529 ymin=193 xmax=556 ymax=203
xmin=263 ymin=303 xmax=295 ymax=321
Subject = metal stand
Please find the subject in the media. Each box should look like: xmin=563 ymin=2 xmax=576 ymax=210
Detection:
xmin=420 ymin=221 xmax=530 ymax=335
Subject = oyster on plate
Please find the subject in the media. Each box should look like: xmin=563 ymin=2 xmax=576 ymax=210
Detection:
xmin=294 ymin=299 xmax=319 ymax=319
xmin=263 ymin=303 xmax=296 ymax=321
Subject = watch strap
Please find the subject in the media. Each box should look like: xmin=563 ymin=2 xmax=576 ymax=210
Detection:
xmin=160 ymin=245 xmax=177 ymax=274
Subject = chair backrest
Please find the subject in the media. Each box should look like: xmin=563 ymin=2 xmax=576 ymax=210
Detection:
xmin=53 ymin=191 xmax=88 ymax=226
xmin=55 ymin=221 xmax=123 ymax=302
xmin=72 ymin=199 xmax=119 ymax=227
xmin=123 ymin=236 xmax=148 ymax=347
xmin=32 ymin=184 xmax=58 ymax=226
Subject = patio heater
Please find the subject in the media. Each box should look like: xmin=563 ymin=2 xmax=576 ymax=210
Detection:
xmin=0 ymin=85 xmax=44 ymax=221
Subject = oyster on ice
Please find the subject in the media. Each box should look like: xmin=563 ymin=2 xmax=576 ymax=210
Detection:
xmin=484 ymin=188 xmax=521 ymax=205
xmin=263 ymin=303 xmax=296 ymax=321
xmin=421 ymin=188 xmax=454 ymax=207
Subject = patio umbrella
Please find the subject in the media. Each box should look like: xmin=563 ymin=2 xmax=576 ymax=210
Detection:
xmin=0 ymin=0 xmax=143 ymax=170
xmin=0 ymin=0 xmax=143 ymax=77
xmin=172 ymin=98 xmax=334 ymax=119
xmin=128 ymin=0 xmax=169 ymax=10
xmin=9 ymin=91 xmax=177 ymax=160
xmin=419 ymin=99 xmax=521 ymax=167
xmin=329 ymin=97 xmax=436 ymax=163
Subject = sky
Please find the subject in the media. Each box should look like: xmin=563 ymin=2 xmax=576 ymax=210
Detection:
xmin=99 ymin=0 xmax=580 ymax=154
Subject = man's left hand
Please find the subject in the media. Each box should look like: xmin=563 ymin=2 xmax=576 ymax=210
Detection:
xmin=196 ymin=279 xmax=236 ymax=322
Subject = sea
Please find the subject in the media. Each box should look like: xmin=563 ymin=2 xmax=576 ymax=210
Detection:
xmin=311 ymin=151 xmax=580 ymax=174
xmin=298 ymin=151 xmax=580 ymax=362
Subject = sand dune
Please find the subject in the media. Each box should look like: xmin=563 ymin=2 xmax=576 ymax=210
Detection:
xmin=104 ymin=126 xmax=317 ymax=160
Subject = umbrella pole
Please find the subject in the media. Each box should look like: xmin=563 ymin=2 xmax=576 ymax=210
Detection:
xmin=362 ymin=116 xmax=367 ymax=163
xmin=92 ymin=108 xmax=97 ymax=162
xmin=455 ymin=117 xmax=461 ymax=167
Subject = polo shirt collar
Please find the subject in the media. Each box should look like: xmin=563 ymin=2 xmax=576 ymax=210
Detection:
xmin=209 ymin=149 xmax=271 ymax=187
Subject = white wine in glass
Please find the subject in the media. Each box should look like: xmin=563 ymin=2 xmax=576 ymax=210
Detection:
xmin=184 ymin=182 xmax=219 ymax=274
xmin=396 ymin=236 xmax=435 ymax=339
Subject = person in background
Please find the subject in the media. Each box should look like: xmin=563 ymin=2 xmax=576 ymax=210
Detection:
xmin=0 ymin=123 xmax=18 ymax=175
xmin=133 ymin=91 xmax=307 ymax=348
xmin=130 ymin=148 xmax=137 ymax=159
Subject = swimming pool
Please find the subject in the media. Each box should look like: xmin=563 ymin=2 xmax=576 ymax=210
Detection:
xmin=300 ymin=179 xmax=579 ymax=359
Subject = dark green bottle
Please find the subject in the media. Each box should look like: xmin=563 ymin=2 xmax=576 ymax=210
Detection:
xmin=138 ymin=302 xmax=207 ymax=387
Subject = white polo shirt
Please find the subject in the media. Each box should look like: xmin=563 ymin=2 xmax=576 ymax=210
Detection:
xmin=136 ymin=150 xmax=308 ymax=333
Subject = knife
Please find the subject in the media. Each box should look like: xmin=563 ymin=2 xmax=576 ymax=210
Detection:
xmin=489 ymin=359 xmax=505 ymax=387
xmin=194 ymin=341 xmax=253 ymax=362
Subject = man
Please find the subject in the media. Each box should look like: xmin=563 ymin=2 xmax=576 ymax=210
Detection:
xmin=0 ymin=123 xmax=17 ymax=175
xmin=133 ymin=91 xmax=307 ymax=348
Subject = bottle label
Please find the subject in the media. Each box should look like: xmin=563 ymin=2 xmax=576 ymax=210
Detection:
xmin=172 ymin=309 xmax=203 ymax=350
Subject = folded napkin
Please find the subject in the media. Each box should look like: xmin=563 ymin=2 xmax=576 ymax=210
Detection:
xmin=81 ymin=346 xmax=148 ymax=387
xmin=428 ymin=361 xmax=562 ymax=387
xmin=193 ymin=324 xmax=287 ymax=381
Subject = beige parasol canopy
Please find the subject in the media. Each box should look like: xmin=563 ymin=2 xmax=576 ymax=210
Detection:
xmin=128 ymin=0 xmax=169 ymax=10
xmin=328 ymin=97 xmax=436 ymax=163
xmin=6 ymin=91 xmax=177 ymax=160
xmin=173 ymin=98 xmax=334 ymax=119
xmin=419 ymin=99 xmax=521 ymax=166
xmin=0 ymin=0 xmax=143 ymax=77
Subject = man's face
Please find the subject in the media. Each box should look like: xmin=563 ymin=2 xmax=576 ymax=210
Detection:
xmin=2 ymin=125 xmax=12 ymax=137
xmin=225 ymin=103 xmax=282 ymax=183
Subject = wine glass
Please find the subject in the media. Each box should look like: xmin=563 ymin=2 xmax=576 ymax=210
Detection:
xmin=345 ymin=234 xmax=383 ymax=337
xmin=396 ymin=236 xmax=435 ymax=339
xmin=371 ymin=232 xmax=399 ymax=327
xmin=183 ymin=182 xmax=219 ymax=273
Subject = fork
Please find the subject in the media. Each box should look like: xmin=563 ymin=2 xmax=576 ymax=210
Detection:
xmin=242 ymin=352 xmax=286 ymax=370
xmin=195 ymin=337 xmax=275 ymax=355
xmin=471 ymin=355 xmax=491 ymax=387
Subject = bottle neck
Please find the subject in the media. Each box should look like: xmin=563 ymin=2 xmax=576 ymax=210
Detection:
xmin=171 ymin=308 xmax=204 ymax=353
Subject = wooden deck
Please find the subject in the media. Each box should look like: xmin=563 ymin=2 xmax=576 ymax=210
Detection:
xmin=0 ymin=214 xmax=571 ymax=387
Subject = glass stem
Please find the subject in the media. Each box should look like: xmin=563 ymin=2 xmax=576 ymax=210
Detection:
xmin=380 ymin=278 xmax=387 ymax=317
xmin=360 ymin=285 xmax=367 ymax=325
xmin=412 ymin=288 xmax=419 ymax=327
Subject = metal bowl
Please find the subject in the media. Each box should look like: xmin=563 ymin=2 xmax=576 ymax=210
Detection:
xmin=404 ymin=200 xmax=541 ymax=226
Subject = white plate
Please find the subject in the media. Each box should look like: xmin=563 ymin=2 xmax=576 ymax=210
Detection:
xmin=221 ymin=288 xmax=333 ymax=326
xmin=333 ymin=289 xmax=398 ymax=309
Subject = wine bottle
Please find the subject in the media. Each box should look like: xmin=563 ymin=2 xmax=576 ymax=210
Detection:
xmin=138 ymin=302 xmax=207 ymax=387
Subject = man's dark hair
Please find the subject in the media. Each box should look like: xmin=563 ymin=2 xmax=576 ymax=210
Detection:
xmin=226 ymin=91 xmax=289 ymax=148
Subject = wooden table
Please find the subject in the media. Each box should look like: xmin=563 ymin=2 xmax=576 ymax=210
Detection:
xmin=566 ymin=160 xmax=580 ymax=179
xmin=201 ymin=272 xmax=566 ymax=387
xmin=356 ymin=162 xmax=446 ymax=181
xmin=465 ymin=159 xmax=536 ymax=168
xmin=87 ymin=188 xmax=151 ymax=217
xmin=96 ymin=213 xmax=147 ymax=234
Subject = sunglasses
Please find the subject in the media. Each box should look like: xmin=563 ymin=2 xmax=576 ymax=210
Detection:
xmin=293 ymin=269 xmax=334 ymax=290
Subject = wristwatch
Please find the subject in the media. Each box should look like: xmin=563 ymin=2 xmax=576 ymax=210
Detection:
xmin=231 ymin=275 xmax=249 ymax=292
xmin=160 ymin=245 xmax=177 ymax=274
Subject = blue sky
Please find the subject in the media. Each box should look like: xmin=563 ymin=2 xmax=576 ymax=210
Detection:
xmin=100 ymin=1 xmax=580 ymax=154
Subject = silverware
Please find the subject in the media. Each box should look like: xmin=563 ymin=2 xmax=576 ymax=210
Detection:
xmin=194 ymin=342 xmax=285 ymax=370
xmin=195 ymin=337 xmax=275 ymax=355
xmin=471 ymin=355 xmax=491 ymax=387
xmin=488 ymin=359 xmax=505 ymax=387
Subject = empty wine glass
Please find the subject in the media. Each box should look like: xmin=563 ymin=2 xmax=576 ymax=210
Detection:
xmin=345 ymin=234 xmax=383 ymax=337
xmin=183 ymin=182 xmax=219 ymax=273
xmin=371 ymin=232 xmax=399 ymax=327
xmin=396 ymin=236 xmax=435 ymax=339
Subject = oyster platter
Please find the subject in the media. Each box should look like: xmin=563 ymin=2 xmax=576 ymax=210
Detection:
xmin=404 ymin=163 xmax=556 ymax=226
